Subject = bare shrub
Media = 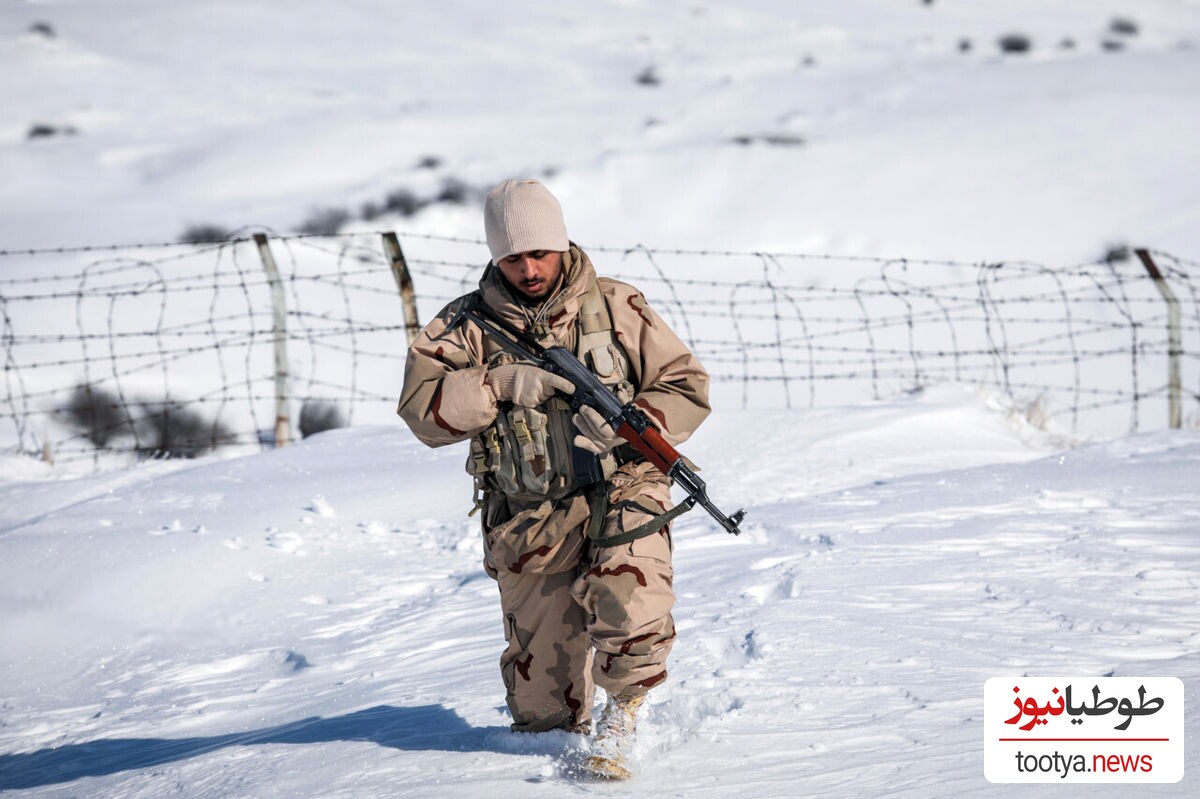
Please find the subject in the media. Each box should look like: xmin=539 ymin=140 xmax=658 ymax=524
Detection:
xmin=360 ymin=201 xmax=383 ymax=221
xmin=436 ymin=177 xmax=470 ymax=204
xmin=1103 ymin=243 xmax=1132 ymax=264
xmin=299 ymin=399 xmax=347 ymax=438
xmin=384 ymin=188 xmax=425 ymax=217
xmin=298 ymin=207 xmax=351 ymax=236
xmin=635 ymin=66 xmax=661 ymax=86
xmin=61 ymin=384 xmax=130 ymax=447
xmin=997 ymin=33 xmax=1032 ymax=54
xmin=27 ymin=123 xmax=77 ymax=139
xmin=179 ymin=223 xmax=233 ymax=244
xmin=135 ymin=401 xmax=234 ymax=459
xmin=1109 ymin=17 xmax=1139 ymax=37
xmin=60 ymin=385 xmax=232 ymax=457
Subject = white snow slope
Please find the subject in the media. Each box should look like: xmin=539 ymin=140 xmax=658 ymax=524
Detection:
xmin=3 ymin=0 xmax=1200 ymax=262
xmin=3 ymin=1 xmax=1200 ymax=797
xmin=1 ymin=386 xmax=1198 ymax=796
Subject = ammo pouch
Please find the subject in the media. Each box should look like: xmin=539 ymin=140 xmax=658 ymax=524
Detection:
xmin=466 ymin=275 xmax=633 ymax=509
xmin=467 ymin=395 xmax=609 ymax=503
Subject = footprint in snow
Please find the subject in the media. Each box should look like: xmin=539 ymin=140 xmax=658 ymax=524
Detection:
xmin=148 ymin=519 xmax=184 ymax=536
xmin=306 ymin=496 xmax=335 ymax=517
xmin=266 ymin=531 xmax=304 ymax=554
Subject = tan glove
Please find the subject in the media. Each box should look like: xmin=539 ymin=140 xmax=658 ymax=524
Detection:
xmin=572 ymin=405 xmax=624 ymax=454
xmin=487 ymin=363 xmax=574 ymax=407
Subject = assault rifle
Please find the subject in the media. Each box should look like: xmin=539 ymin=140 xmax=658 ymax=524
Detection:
xmin=449 ymin=292 xmax=745 ymax=536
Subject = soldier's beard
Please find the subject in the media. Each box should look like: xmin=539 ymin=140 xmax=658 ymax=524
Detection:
xmin=509 ymin=272 xmax=563 ymax=305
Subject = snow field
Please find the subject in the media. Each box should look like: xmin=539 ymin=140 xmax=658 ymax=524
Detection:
xmin=2 ymin=386 xmax=1198 ymax=796
xmin=4 ymin=1 xmax=1200 ymax=795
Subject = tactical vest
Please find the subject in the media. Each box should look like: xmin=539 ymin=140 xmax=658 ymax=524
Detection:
xmin=466 ymin=277 xmax=634 ymax=503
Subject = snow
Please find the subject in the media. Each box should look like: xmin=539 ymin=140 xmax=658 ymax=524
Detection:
xmin=3 ymin=0 xmax=1199 ymax=262
xmin=2 ymin=0 xmax=1199 ymax=796
xmin=2 ymin=387 xmax=1198 ymax=796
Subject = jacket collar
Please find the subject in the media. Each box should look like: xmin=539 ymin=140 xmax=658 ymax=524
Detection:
xmin=478 ymin=244 xmax=595 ymax=345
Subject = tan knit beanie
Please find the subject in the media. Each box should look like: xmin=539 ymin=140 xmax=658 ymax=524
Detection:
xmin=483 ymin=179 xmax=569 ymax=263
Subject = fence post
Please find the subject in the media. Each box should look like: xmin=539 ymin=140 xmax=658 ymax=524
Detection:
xmin=381 ymin=232 xmax=421 ymax=345
xmin=1135 ymin=248 xmax=1182 ymax=429
xmin=253 ymin=233 xmax=291 ymax=447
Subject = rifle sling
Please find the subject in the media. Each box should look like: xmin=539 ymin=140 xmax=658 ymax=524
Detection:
xmin=585 ymin=485 xmax=693 ymax=548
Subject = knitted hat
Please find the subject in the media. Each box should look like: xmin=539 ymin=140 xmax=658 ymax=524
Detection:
xmin=484 ymin=179 xmax=569 ymax=263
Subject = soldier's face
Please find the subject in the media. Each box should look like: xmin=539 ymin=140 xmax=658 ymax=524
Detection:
xmin=498 ymin=250 xmax=564 ymax=301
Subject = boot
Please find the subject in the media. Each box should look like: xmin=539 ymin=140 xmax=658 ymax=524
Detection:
xmin=583 ymin=692 xmax=645 ymax=780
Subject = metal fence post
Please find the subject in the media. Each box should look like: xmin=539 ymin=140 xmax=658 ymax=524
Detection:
xmin=1135 ymin=248 xmax=1182 ymax=429
xmin=381 ymin=232 xmax=421 ymax=345
xmin=253 ymin=233 xmax=291 ymax=446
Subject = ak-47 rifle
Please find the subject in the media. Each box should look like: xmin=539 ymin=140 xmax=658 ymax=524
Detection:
xmin=449 ymin=292 xmax=745 ymax=536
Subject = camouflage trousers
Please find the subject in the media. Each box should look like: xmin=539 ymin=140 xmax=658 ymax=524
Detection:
xmin=481 ymin=461 xmax=676 ymax=732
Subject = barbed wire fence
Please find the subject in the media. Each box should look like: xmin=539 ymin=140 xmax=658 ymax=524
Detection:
xmin=1 ymin=231 xmax=1196 ymax=466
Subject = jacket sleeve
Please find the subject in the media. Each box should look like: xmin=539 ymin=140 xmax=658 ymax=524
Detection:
xmin=604 ymin=280 xmax=711 ymax=446
xmin=396 ymin=299 xmax=499 ymax=447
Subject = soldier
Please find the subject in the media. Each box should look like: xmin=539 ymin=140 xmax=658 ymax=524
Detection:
xmin=397 ymin=178 xmax=710 ymax=778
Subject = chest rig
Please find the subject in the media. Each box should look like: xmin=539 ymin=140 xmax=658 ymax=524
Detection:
xmin=466 ymin=277 xmax=635 ymax=504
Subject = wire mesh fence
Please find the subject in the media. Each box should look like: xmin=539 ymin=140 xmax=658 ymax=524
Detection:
xmin=1 ymin=232 xmax=1196 ymax=466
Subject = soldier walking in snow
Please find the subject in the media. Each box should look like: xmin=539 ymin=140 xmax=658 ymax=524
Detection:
xmin=397 ymin=178 xmax=710 ymax=778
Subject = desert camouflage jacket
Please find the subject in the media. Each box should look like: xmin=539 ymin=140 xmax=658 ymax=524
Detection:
xmin=397 ymin=244 xmax=710 ymax=453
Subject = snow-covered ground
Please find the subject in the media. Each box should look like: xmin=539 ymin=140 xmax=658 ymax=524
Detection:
xmin=1 ymin=386 xmax=1197 ymax=796
xmin=3 ymin=1 xmax=1200 ymax=796
xmin=3 ymin=0 xmax=1199 ymax=262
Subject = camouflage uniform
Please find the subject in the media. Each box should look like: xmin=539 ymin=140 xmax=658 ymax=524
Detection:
xmin=398 ymin=245 xmax=709 ymax=731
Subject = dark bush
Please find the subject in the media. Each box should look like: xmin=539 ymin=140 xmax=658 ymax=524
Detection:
xmin=61 ymin=385 xmax=234 ymax=457
xmin=383 ymin=188 xmax=424 ymax=217
xmin=365 ymin=178 xmax=478 ymax=220
xmin=135 ymin=401 xmax=234 ymax=459
xmin=360 ymin=201 xmax=382 ymax=221
xmin=298 ymin=207 xmax=351 ymax=236
xmin=417 ymin=155 xmax=443 ymax=170
xmin=958 ymin=38 xmax=972 ymax=53
xmin=62 ymin=384 xmax=130 ymax=447
xmin=761 ymin=134 xmax=804 ymax=147
xmin=1059 ymin=38 xmax=1077 ymax=50
xmin=29 ymin=21 xmax=56 ymax=38
xmin=635 ymin=66 xmax=661 ymax=86
xmin=179 ymin=223 xmax=233 ymax=244
xmin=1103 ymin=243 xmax=1132 ymax=264
xmin=436 ymin=177 xmax=470 ymax=204
xmin=1101 ymin=39 xmax=1126 ymax=52
xmin=997 ymin=33 xmax=1032 ymax=54
xmin=27 ymin=123 xmax=77 ymax=139
xmin=299 ymin=399 xmax=347 ymax=438
xmin=1109 ymin=17 xmax=1139 ymax=37
xmin=729 ymin=134 xmax=803 ymax=147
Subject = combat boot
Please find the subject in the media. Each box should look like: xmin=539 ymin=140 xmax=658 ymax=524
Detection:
xmin=583 ymin=692 xmax=645 ymax=780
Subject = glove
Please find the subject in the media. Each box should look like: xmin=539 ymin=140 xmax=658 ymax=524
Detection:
xmin=487 ymin=363 xmax=574 ymax=407
xmin=572 ymin=404 xmax=624 ymax=454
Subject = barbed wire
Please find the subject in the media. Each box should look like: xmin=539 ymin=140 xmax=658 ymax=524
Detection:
xmin=2 ymin=232 xmax=1196 ymax=467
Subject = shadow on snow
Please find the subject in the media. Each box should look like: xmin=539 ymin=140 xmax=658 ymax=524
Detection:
xmin=0 ymin=704 xmax=519 ymax=790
